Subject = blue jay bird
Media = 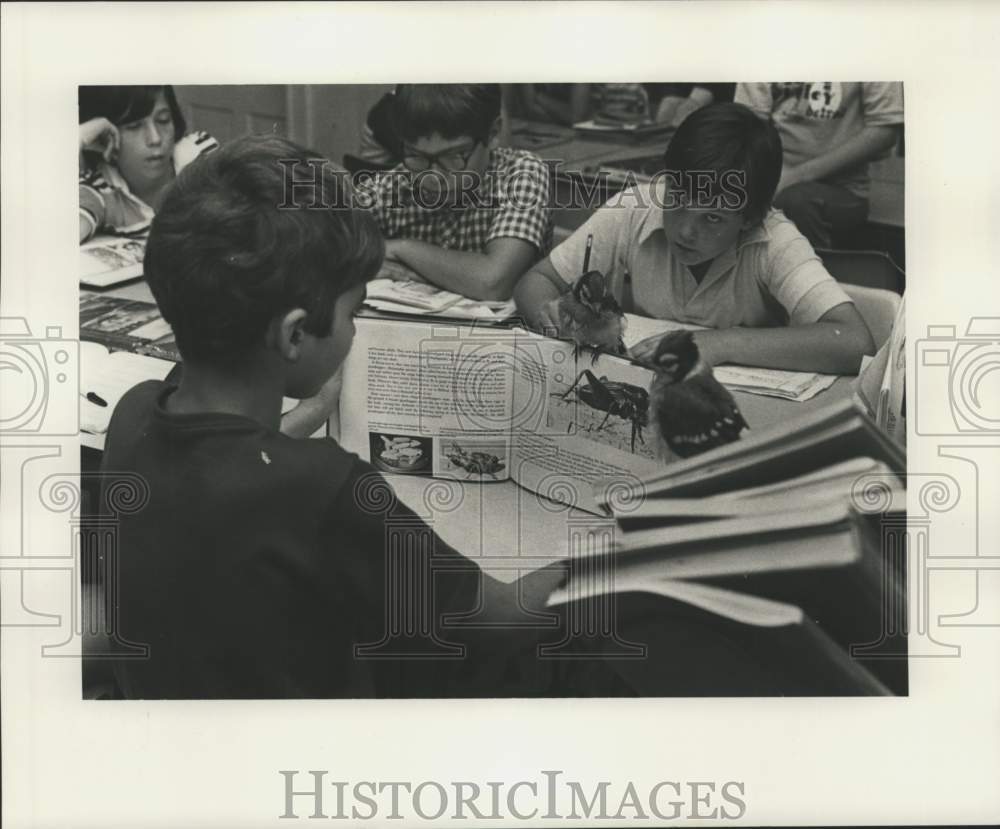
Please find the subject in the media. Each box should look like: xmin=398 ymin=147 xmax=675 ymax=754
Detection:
xmin=646 ymin=330 xmax=748 ymax=459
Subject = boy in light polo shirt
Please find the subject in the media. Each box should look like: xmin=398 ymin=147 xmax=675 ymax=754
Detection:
xmin=514 ymin=102 xmax=875 ymax=375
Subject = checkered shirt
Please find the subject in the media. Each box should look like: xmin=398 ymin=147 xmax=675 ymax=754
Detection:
xmin=355 ymin=147 xmax=553 ymax=257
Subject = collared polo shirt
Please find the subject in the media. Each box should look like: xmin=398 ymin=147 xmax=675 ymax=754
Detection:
xmin=548 ymin=181 xmax=852 ymax=328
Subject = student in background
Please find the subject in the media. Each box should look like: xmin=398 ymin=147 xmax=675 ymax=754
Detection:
xmin=591 ymin=83 xmax=652 ymax=122
xmin=78 ymin=85 xmax=218 ymax=243
xmin=355 ymin=84 xmax=552 ymax=301
xmin=355 ymin=90 xmax=404 ymax=168
xmin=514 ymin=103 xmax=875 ymax=376
xmin=509 ymin=83 xmax=592 ymax=126
xmin=735 ymin=82 xmax=903 ymax=249
xmin=103 ymin=135 xmax=576 ymax=699
xmin=648 ymin=83 xmax=736 ymax=128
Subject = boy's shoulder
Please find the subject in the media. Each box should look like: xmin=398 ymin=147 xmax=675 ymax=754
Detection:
xmin=758 ymin=208 xmax=816 ymax=250
xmin=493 ymin=146 xmax=547 ymax=170
xmin=490 ymin=147 xmax=550 ymax=185
xmin=105 ymin=379 xmax=366 ymax=509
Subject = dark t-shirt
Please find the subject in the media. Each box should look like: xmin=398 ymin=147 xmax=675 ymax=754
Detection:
xmin=100 ymin=380 xmax=486 ymax=699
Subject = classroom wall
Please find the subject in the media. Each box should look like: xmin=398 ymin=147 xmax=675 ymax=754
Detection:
xmin=173 ymin=84 xmax=392 ymax=167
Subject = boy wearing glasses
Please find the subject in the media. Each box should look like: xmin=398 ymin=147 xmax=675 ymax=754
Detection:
xmin=354 ymin=84 xmax=553 ymax=301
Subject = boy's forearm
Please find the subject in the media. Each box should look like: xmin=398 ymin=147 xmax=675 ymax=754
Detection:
xmin=695 ymin=321 xmax=875 ymax=375
xmin=389 ymin=238 xmax=520 ymax=301
xmin=791 ymin=125 xmax=899 ymax=185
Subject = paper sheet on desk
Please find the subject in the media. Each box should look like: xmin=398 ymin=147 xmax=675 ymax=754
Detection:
xmin=364 ymin=278 xmax=516 ymax=320
xmin=80 ymin=342 xmax=174 ymax=434
xmin=621 ymin=313 xmax=838 ymax=402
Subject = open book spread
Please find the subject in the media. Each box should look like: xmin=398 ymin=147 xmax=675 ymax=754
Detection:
xmin=338 ymin=316 xmax=666 ymax=514
xmin=79 ymin=236 xmax=146 ymax=288
xmin=364 ymin=278 xmax=517 ymax=321
xmin=622 ymin=313 xmax=838 ymax=401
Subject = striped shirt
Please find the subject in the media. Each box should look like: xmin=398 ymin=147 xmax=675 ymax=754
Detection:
xmin=79 ymin=130 xmax=218 ymax=242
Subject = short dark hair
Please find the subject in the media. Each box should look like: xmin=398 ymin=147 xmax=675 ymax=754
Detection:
xmin=662 ymin=102 xmax=783 ymax=223
xmin=393 ymin=84 xmax=502 ymax=144
xmin=78 ymin=85 xmax=187 ymax=140
xmin=144 ymin=135 xmax=384 ymax=365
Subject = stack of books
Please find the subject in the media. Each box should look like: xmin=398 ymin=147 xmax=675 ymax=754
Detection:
xmin=548 ymin=399 xmax=908 ymax=695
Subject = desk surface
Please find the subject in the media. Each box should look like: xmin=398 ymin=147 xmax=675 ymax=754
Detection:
xmin=84 ymin=280 xmax=856 ymax=582
xmin=511 ymin=117 xmax=669 ymax=175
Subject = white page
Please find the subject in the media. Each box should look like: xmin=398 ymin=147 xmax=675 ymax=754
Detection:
xmin=79 ymin=342 xmax=174 ymax=433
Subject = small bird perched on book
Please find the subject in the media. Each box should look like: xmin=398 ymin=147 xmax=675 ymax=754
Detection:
xmin=543 ymin=235 xmax=627 ymax=362
xmin=646 ymin=330 xmax=748 ymax=459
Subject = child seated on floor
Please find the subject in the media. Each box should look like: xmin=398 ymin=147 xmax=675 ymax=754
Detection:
xmin=100 ymin=135 xmax=576 ymax=699
xmin=354 ymin=84 xmax=552 ymax=302
xmin=514 ymin=102 xmax=875 ymax=375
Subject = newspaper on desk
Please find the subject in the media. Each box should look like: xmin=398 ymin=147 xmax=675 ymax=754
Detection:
xmin=621 ymin=313 xmax=838 ymax=402
xmin=364 ymin=278 xmax=517 ymax=321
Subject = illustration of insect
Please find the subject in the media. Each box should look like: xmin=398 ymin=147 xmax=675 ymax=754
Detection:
xmin=445 ymin=442 xmax=506 ymax=480
xmin=556 ymin=369 xmax=649 ymax=452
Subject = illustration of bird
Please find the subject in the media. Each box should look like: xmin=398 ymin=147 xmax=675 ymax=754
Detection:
xmin=646 ymin=330 xmax=748 ymax=459
xmin=542 ymin=235 xmax=627 ymax=363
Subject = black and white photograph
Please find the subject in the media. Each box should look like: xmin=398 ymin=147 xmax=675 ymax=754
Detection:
xmin=3 ymin=3 xmax=999 ymax=828
xmin=73 ymin=75 xmax=909 ymax=700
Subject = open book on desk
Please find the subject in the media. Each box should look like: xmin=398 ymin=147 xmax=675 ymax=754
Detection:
xmin=622 ymin=313 xmax=838 ymax=401
xmin=79 ymin=235 xmax=146 ymax=289
xmin=337 ymin=315 xmax=666 ymax=514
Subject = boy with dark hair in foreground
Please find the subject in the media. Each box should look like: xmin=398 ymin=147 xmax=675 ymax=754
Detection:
xmin=101 ymin=135 xmax=562 ymax=698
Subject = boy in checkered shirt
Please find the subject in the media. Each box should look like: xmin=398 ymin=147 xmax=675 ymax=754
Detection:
xmin=354 ymin=84 xmax=553 ymax=302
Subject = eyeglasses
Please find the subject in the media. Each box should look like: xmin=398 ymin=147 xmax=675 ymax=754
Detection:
xmin=401 ymin=141 xmax=481 ymax=173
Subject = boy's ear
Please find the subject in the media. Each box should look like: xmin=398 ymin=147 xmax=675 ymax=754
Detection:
xmin=271 ymin=308 xmax=309 ymax=361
